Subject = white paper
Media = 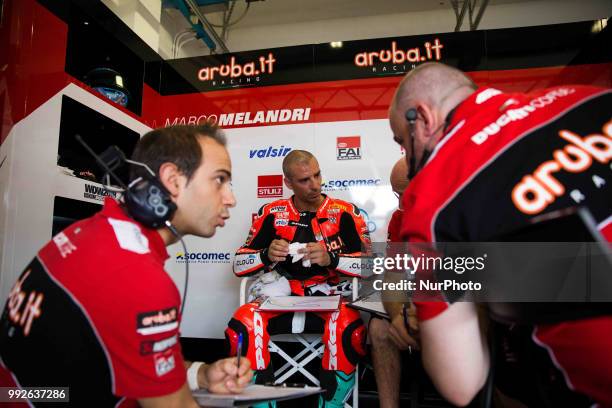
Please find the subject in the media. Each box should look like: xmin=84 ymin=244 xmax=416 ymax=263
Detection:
xmin=193 ymin=384 xmax=322 ymax=407
xmin=257 ymin=295 xmax=341 ymax=311
xmin=348 ymin=291 xmax=388 ymax=318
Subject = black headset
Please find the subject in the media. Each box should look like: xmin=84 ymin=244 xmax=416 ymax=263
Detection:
xmin=404 ymin=107 xmax=455 ymax=179
xmin=124 ymin=173 xmax=177 ymax=229
xmin=404 ymin=108 xmax=419 ymax=180
xmin=75 ymin=136 xmax=177 ymax=229
xmin=76 ymin=135 xmax=189 ymax=315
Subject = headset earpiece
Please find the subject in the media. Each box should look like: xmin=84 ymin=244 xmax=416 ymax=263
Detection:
xmin=404 ymin=108 xmax=418 ymax=123
xmin=124 ymin=176 xmax=177 ymax=229
xmin=405 ymin=108 xmax=418 ymax=180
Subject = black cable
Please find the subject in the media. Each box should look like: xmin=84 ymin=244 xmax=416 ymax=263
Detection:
xmin=165 ymin=220 xmax=190 ymax=317
xmin=208 ymin=1 xmax=250 ymax=27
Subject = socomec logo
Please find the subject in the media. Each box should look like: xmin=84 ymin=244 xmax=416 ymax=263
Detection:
xmin=322 ymin=178 xmax=381 ymax=191
xmin=176 ymin=252 xmax=231 ymax=263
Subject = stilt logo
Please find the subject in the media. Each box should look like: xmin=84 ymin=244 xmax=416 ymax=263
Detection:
xmin=257 ymin=175 xmax=283 ymax=198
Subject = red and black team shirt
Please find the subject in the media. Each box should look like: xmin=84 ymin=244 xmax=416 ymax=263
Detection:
xmin=400 ymin=85 xmax=611 ymax=244
xmin=400 ymin=85 xmax=612 ymax=405
xmin=0 ymin=198 xmax=185 ymax=407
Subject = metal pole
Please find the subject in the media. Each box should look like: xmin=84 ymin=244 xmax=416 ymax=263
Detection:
xmin=184 ymin=0 xmax=230 ymax=54
xmin=454 ymin=0 xmax=469 ymax=32
xmin=471 ymin=0 xmax=490 ymax=30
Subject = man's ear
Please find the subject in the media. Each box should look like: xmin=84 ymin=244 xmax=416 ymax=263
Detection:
xmin=157 ymin=162 xmax=184 ymax=197
xmin=283 ymin=176 xmax=294 ymax=191
xmin=417 ymin=104 xmax=437 ymax=140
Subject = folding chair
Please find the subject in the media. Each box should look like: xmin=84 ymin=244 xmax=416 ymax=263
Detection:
xmin=240 ymin=275 xmax=360 ymax=408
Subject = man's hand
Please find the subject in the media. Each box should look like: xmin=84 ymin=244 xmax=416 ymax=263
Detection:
xmin=199 ymin=357 xmax=253 ymax=394
xmin=300 ymin=242 xmax=331 ymax=266
xmin=388 ymin=303 xmax=420 ymax=351
xmin=268 ymin=239 xmax=289 ymax=263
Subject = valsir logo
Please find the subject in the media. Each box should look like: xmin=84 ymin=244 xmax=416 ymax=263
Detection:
xmin=249 ymin=145 xmax=292 ymax=159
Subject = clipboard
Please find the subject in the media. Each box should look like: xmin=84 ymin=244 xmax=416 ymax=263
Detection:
xmin=193 ymin=384 xmax=322 ymax=407
xmin=257 ymin=295 xmax=341 ymax=312
xmin=347 ymin=291 xmax=389 ymax=319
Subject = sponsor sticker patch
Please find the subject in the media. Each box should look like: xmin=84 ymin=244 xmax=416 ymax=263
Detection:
xmin=336 ymin=136 xmax=361 ymax=160
xmin=137 ymin=307 xmax=179 ymax=336
xmin=154 ymin=350 xmax=176 ymax=377
xmin=258 ymin=175 xmax=283 ymax=198
xmin=141 ymin=334 xmax=178 ymax=355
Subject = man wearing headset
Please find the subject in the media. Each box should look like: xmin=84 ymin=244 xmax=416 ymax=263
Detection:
xmin=226 ymin=150 xmax=369 ymax=408
xmin=388 ymin=62 xmax=611 ymax=406
xmin=0 ymin=124 xmax=252 ymax=407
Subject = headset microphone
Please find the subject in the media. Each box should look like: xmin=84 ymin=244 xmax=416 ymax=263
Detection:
xmin=404 ymin=106 xmax=457 ymax=180
xmin=404 ymin=109 xmax=419 ymax=179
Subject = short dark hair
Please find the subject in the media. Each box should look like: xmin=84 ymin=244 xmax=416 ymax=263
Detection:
xmin=282 ymin=150 xmax=316 ymax=178
xmin=130 ymin=124 xmax=226 ymax=183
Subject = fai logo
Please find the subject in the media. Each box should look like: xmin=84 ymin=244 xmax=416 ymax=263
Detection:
xmin=337 ymin=136 xmax=361 ymax=160
xmin=249 ymin=145 xmax=292 ymax=159
xmin=258 ymin=175 xmax=283 ymax=198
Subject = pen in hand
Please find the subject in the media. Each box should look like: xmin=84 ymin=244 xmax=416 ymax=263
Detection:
xmin=236 ymin=333 xmax=243 ymax=379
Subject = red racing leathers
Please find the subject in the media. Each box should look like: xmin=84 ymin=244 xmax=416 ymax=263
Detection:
xmin=225 ymin=195 xmax=369 ymax=407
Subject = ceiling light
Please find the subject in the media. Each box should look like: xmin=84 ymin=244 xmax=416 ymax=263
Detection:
xmin=330 ymin=41 xmax=343 ymax=48
xmin=591 ymin=18 xmax=607 ymax=34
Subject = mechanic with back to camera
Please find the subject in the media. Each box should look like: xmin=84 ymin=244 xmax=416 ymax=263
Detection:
xmin=388 ymin=62 xmax=611 ymax=406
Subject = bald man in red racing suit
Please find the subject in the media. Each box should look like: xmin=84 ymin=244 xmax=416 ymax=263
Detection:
xmin=225 ymin=150 xmax=369 ymax=408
